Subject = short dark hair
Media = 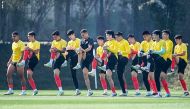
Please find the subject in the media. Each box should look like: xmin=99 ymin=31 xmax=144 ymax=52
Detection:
xmin=127 ymin=34 xmax=135 ymax=38
xmin=162 ymin=30 xmax=170 ymax=36
xmin=28 ymin=31 xmax=36 ymax=36
xmin=152 ymin=30 xmax=161 ymax=37
xmin=174 ymin=35 xmax=182 ymax=39
xmin=97 ymin=35 xmax=105 ymax=41
xmin=115 ymin=32 xmax=123 ymax=36
xmin=12 ymin=31 xmax=19 ymax=36
xmin=52 ymin=30 xmax=60 ymax=36
xmin=67 ymin=29 xmax=75 ymax=36
xmin=80 ymin=29 xmax=88 ymax=33
xmin=105 ymin=30 xmax=115 ymax=38
xmin=142 ymin=31 xmax=150 ymax=35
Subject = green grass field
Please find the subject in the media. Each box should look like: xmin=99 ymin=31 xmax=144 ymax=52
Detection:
xmin=0 ymin=90 xmax=190 ymax=109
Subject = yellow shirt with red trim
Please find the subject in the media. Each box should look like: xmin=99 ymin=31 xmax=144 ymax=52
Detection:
xmin=67 ymin=38 xmax=80 ymax=50
xmin=96 ymin=46 xmax=103 ymax=57
xmin=104 ymin=39 xmax=118 ymax=57
xmin=130 ymin=41 xmax=141 ymax=51
xmin=140 ymin=40 xmax=154 ymax=53
xmin=28 ymin=40 xmax=40 ymax=60
xmin=152 ymin=39 xmax=167 ymax=60
xmin=117 ymin=39 xmax=130 ymax=58
xmin=51 ymin=39 xmax=67 ymax=50
xmin=174 ymin=43 xmax=188 ymax=62
xmin=165 ymin=39 xmax=173 ymax=60
xmin=12 ymin=40 xmax=25 ymax=62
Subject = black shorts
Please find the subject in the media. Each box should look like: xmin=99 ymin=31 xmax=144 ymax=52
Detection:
xmin=81 ymin=53 xmax=93 ymax=70
xmin=106 ymin=53 xmax=117 ymax=71
xmin=131 ymin=56 xmax=139 ymax=72
xmin=154 ymin=55 xmax=166 ymax=72
xmin=27 ymin=54 xmax=39 ymax=71
xmin=162 ymin=58 xmax=171 ymax=73
xmin=11 ymin=62 xmax=17 ymax=67
xmin=53 ymin=54 xmax=65 ymax=70
xmin=99 ymin=60 xmax=106 ymax=74
xmin=177 ymin=58 xmax=187 ymax=74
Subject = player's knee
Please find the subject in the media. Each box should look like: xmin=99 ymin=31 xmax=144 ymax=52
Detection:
xmin=178 ymin=74 xmax=184 ymax=80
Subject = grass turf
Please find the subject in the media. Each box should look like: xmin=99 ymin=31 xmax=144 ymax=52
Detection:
xmin=0 ymin=90 xmax=190 ymax=109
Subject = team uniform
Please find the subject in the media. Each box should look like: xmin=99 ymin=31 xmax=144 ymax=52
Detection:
xmin=51 ymin=39 xmax=67 ymax=70
xmin=80 ymin=38 xmax=94 ymax=70
xmin=116 ymin=39 xmax=130 ymax=94
xmin=129 ymin=41 xmax=141 ymax=95
xmin=5 ymin=40 xmax=26 ymax=95
xmin=140 ymin=40 xmax=157 ymax=95
xmin=66 ymin=38 xmax=81 ymax=95
xmin=151 ymin=39 xmax=167 ymax=96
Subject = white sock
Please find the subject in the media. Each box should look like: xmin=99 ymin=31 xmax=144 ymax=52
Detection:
xmin=136 ymin=89 xmax=140 ymax=93
xmin=92 ymin=69 xmax=96 ymax=73
xmin=50 ymin=59 xmax=53 ymax=64
xmin=104 ymin=89 xmax=107 ymax=93
xmin=58 ymin=87 xmax=63 ymax=91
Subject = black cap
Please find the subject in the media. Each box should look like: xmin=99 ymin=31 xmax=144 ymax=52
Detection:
xmin=174 ymin=35 xmax=182 ymax=39
xmin=28 ymin=31 xmax=36 ymax=36
xmin=67 ymin=29 xmax=75 ymax=36
xmin=142 ymin=31 xmax=150 ymax=35
xmin=115 ymin=32 xmax=123 ymax=36
xmin=52 ymin=30 xmax=60 ymax=36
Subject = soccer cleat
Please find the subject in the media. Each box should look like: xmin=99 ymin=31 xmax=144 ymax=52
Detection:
xmin=19 ymin=90 xmax=27 ymax=96
xmin=4 ymin=90 xmax=14 ymax=95
xmin=183 ymin=92 xmax=189 ymax=96
xmin=61 ymin=61 xmax=67 ymax=67
xmin=154 ymin=93 xmax=162 ymax=98
xmin=87 ymin=90 xmax=93 ymax=96
xmin=119 ymin=93 xmax=127 ymax=97
xmin=44 ymin=62 xmax=53 ymax=68
xmin=135 ymin=92 xmax=141 ymax=96
xmin=17 ymin=60 xmax=25 ymax=67
xmin=57 ymin=90 xmax=64 ymax=96
xmin=75 ymin=89 xmax=81 ymax=96
xmin=32 ymin=89 xmax=38 ymax=96
xmin=165 ymin=93 xmax=171 ymax=97
xmin=88 ymin=71 xmax=95 ymax=77
xmin=73 ymin=63 xmax=81 ymax=70
xmin=112 ymin=93 xmax=117 ymax=97
xmin=98 ymin=65 xmax=106 ymax=72
xmin=102 ymin=91 xmax=109 ymax=96
xmin=146 ymin=92 xmax=152 ymax=97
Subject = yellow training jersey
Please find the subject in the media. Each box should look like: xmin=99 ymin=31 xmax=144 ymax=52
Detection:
xmin=165 ymin=39 xmax=173 ymax=60
xmin=67 ymin=38 xmax=80 ymax=50
xmin=117 ymin=39 xmax=130 ymax=58
xmin=152 ymin=39 xmax=167 ymax=60
xmin=51 ymin=39 xmax=67 ymax=50
xmin=130 ymin=41 xmax=141 ymax=51
xmin=96 ymin=46 xmax=104 ymax=57
xmin=140 ymin=40 xmax=154 ymax=53
xmin=174 ymin=43 xmax=188 ymax=62
xmin=28 ymin=40 xmax=40 ymax=60
xmin=104 ymin=39 xmax=118 ymax=57
xmin=12 ymin=40 xmax=25 ymax=62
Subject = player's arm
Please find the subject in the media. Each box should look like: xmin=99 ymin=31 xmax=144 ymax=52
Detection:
xmin=153 ymin=42 xmax=166 ymax=55
xmin=7 ymin=55 xmax=13 ymax=66
xmin=173 ymin=44 xmax=187 ymax=57
xmin=166 ymin=41 xmax=173 ymax=54
xmin=84 ymin=40 xmax=93 ymax=52
xmin=121 ymin=41 xmax=131 ymax=56
xmin=107 ymin=42 xmax=118 ymax=54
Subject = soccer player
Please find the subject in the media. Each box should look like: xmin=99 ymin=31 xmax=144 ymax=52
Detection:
xmin=74 ymin=29 xmax=94 ymax=96
xmin=173 ymin=35 xmax=189 ymax=96
xmin=115 ymin=32 xmax=130 ymax=96
xmin=47 ymin=31 xmax=67 ymax=96
xmin=17 ymin=31 xmax=40 ymax=95
xmin=88 ymin=35 xmax=108 ymax=95
xmin=139 ymin=31 xmax=158 ymax=96
xmin=127 ymin=34 xmax=141 ymax=96
xmin=65 ymin=29 xmax=81 ymax=95
xmin=103 ymin=30 xmax=118 ymax=97
xmin=151 ymin=30 xmax=167 ymax=97
xmin=160 ymin=30 xmax=173 ymax=97
xmin=4 ymin=31 xmax=27 ymax=95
